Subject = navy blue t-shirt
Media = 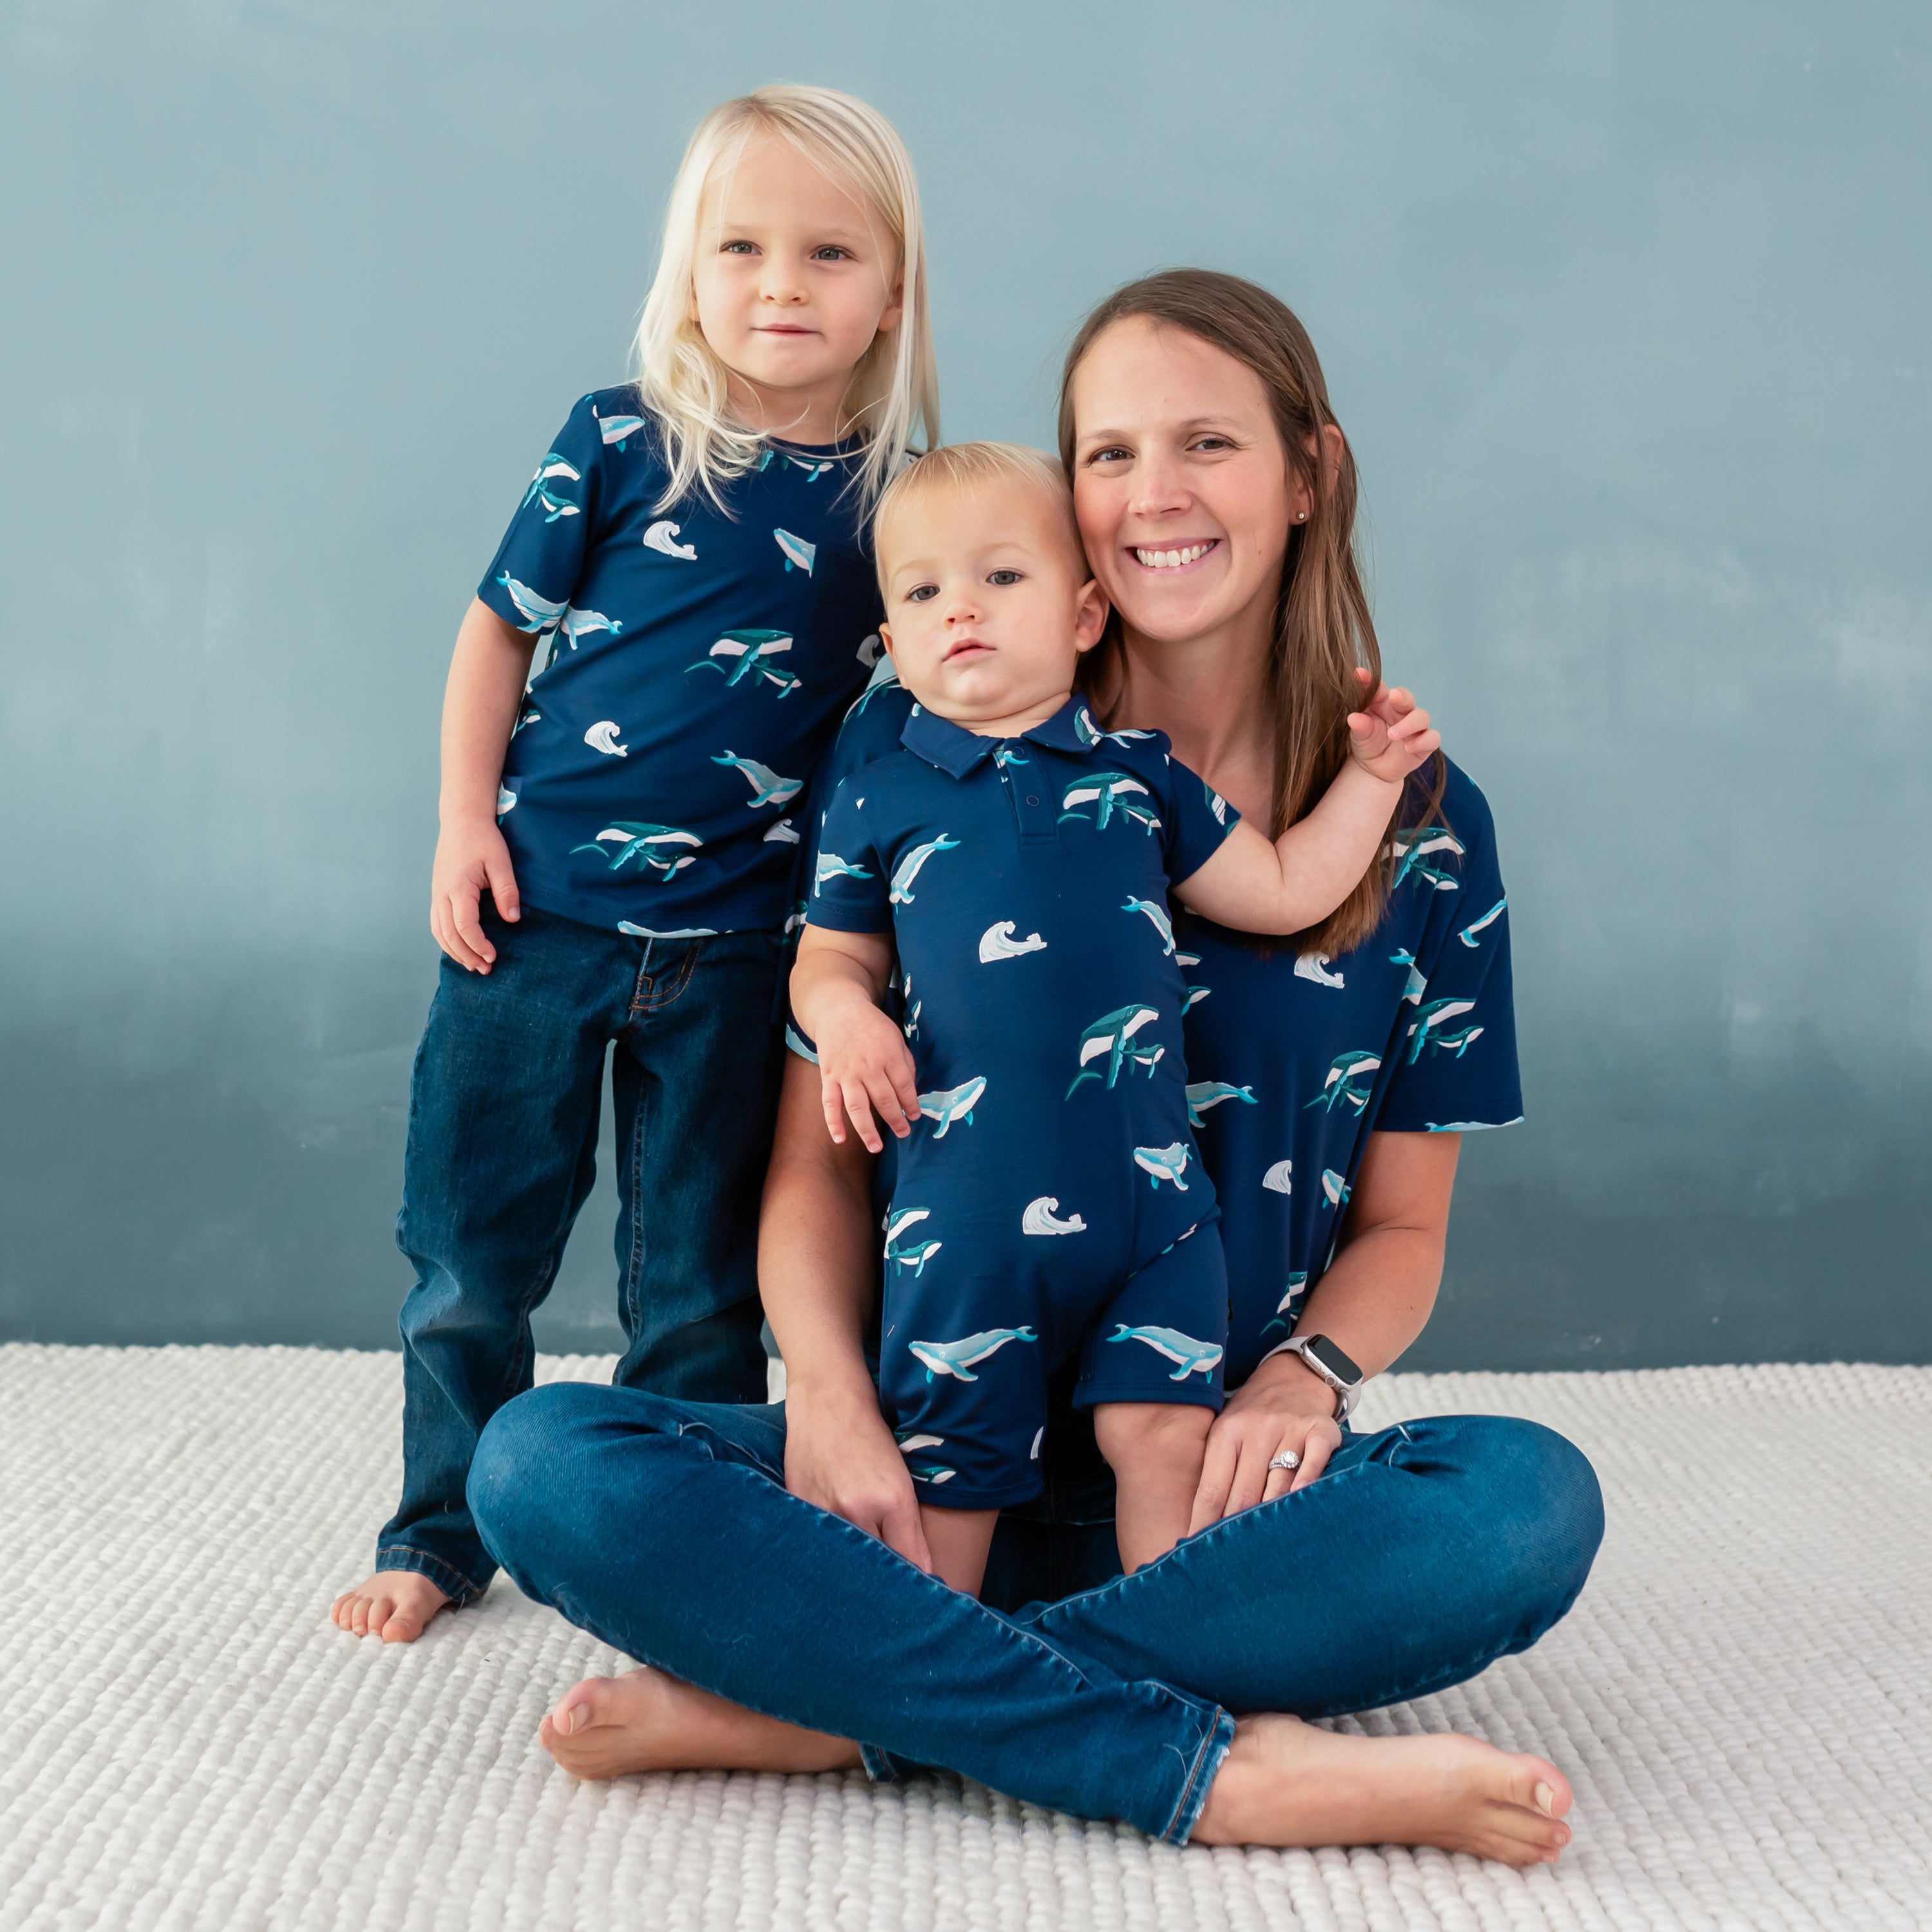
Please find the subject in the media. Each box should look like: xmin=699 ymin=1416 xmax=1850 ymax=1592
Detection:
xmin=477 ymin=389 xmax=884 ymax=936
xmin=797 ymin=677 xmax=1523 ymax=1388
xmin=808 ymin=696 xmax=1238 ymax=1280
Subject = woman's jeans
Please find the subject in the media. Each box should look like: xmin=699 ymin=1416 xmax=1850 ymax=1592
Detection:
xmin=468 ymin=1387 xmax=1604 ymax=1844
xmin=378 ymin=907 xmax=785 ymax=1604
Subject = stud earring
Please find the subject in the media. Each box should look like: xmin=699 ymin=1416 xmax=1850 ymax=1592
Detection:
xmin=1296 ymin=511 xmax=1307 ymax=522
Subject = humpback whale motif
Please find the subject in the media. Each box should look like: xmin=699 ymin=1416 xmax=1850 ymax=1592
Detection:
xmin=641 ymin=518 xmax=697 ymax=559
xmin=1260 ymin=1271 xmax=1312 ymax=1337
xmin=1261 ymin=1159 xmax=1293 ymax=1195
xmin=907 ymin=1327 xmax=1037 ymax=1383
xmin=495 ymin=573 xmax=567 ymax=635
xmin=890 ymin=834 xmax=960 ymax=904
xmin=1426 ymin=1116 xmax=1523 ymax=1132
xmin=1425 ymin=1023 xmax=1484 ymax=1059
xmin=884 ymin=1207 xmax=942 ymax=1274
xmin=558 ymin=606 xmax=621 ymax=650
xmin=1133 ymin=1143 xmax=1191 ymax=1190
xmin=495 ymin=784 xmax=518 ymax=817
xmin=1204 ymin=781 xmax=1230 ymax=826
xmin=592 ymin=405 xmax=648 ymax=449
xmin=1059 ymin=772 xmax=1160 ymax=834
xmin=712 ymin=751 xmax=802 ymax=808
xmin=900 ymin=971 xmax=921 ymax=1042
xmin=897 ymin=1432 xmax=945 ymax=1455
xmin=1321 ymin=1169 xmax=1351 ymax=1209
xmin=1067 ymin=1005 xmax=1163 ymax=1095
xmin=1388 ymin=828 xmax=1466 ymax=893
xmin=1390 ymin=947 xmax=1428 ymax=1004
xmin=688 ymin=629 xmax=800 ymax=696
xmin=1306 ymin=1048 xmax=1383 ymax=1115
xmin=813 ymin=851 xmax=873 ymax=894
xmin=773 ymin=527 xmax=817 ymax=574
xmin=1022 ymin=1197 xmax=1088 ymax=1236
xmin=1108 ymin=1324 xmax=1224 ymax=1380
xmin=1294 ymin=951 xmax=1345 ymax=990
xmin=784 ymin=902 xmax=807 ymax=938
xmin=918 ymin=1076 xmax=986 ymax=1138
xmin=617 ymin=921 xmax=716 ymax=938
xmin=1186 ymin=1081 xmax=1257 ymax=1125
xmin=1072 ymin=706 xmax=1159 ymax=751
xmin=1181 ymin=986 xmax=1211 ymax=1013
xmin=583 ymin=720 xmax=628 ymax=757
xmin=979 ymin=921 xmax=1047 ymax=962
xmin=763 ymin=819 xmax=800 ymax=844
xmin=513 ymin=708 xmax=541 ymax=736
xmin=845 ymin=654 xmax=901 ymax=720
xmin=906 ymin=1463 xmax=956 ymax=1485
xmin=572 ymin=822 xmax=703 ymax=878
xmin=1457 ymin=896 xmax=1508 ymax=947
xmin=1406 ymin=998 xmax=1477 ymax=1063
xmin=1122 ymin=896 xmax=1175 ymax=954
xmin=522 ymin=453 xmax=582 ymax=522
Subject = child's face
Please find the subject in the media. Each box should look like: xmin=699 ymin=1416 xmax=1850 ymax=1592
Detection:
xmin=692 ymin=133 xmax=903 ymax=431
xmin=879 ymin=478 xmax=1108 ymax=730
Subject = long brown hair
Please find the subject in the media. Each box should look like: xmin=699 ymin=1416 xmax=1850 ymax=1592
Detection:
xmin=1057 ymin=269 xmax=1443 ymax=959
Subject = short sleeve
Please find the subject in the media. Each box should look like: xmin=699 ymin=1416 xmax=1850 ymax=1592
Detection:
xmin=1374 ymin=778 xmax=1524 ymax=1133
xmin=1162 ymin=754 xmax=1242 ymax=886
xmin=475 ymin=394 xmax=607 ymax=634
xmin=804 ymin=777 xmax=893 ymax=934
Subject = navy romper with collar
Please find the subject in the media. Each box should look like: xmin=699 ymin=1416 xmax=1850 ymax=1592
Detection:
xmin=808 ymin=696 xmax=1241 ymax=1507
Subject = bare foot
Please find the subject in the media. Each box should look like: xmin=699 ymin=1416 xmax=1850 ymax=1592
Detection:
xmin=1191 ymin=1714 xmax=1574 ymax=1863
xmin=330 ymin=1569 xmax=451 ymax=1643
xmin=539 ymin=1667 xmax=864 ymax=1780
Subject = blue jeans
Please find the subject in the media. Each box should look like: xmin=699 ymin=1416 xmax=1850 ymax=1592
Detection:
xmin=380 ymin=905 xmax=784 ymax=1602
xmin=468 ymin=1385 xmax=1604 ymax=1843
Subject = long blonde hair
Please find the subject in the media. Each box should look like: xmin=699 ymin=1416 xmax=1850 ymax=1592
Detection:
xmin=633 ymin=85 xmax=939 ymax=516
xmin=1059 ymin=270 xmax=1444 ymax=960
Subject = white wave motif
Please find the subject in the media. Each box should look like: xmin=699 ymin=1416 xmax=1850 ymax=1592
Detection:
xmin=584 ymin=720 xmax=628 ymax=757
xmin=1261 ymin=1160 xmax=1293 ymax=1195
xmin=1021 ymin=1197 xmax=1087 ymax=1237
xmin=979 ymin=921 xmax=1047 ymax=962
xmin=1294 ymin=951 xmax=1345 ymax=989
xmin=643 ymin=520 xmax=697 ymax=560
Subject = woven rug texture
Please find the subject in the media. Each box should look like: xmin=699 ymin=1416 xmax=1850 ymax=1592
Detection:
xmin=1 ymin=1347 xmax=1926 ymax=1931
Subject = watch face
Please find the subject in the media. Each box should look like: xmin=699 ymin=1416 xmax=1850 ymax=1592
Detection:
xmin=1307 ymin=1335 xmax=1362 ymax=1385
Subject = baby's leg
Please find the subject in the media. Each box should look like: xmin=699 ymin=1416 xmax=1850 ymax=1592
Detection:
xmin=1093 ymin=1402 xmax=1216 ymax=1571
xmin=919 ymin=1506 xmax=999 ymax=1595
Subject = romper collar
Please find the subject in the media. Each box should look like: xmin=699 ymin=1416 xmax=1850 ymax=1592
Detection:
xmin=900 ymin=695 xmax=1107 ymax=778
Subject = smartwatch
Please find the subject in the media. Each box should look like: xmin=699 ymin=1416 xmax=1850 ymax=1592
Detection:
xmin=1265 ymin=1332 xmax=1364 ymax=1419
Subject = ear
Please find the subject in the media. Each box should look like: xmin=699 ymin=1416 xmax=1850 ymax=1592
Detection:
xmin=878 ymin=621 xmax=900 ymax=665
xmin=1290 ymin=423 xmax=1346 ymax=524
xmin=1320 ymin=422 xmax=1345 ymax=492
xmin=875 ymin=278 xmax=905 ymax=340
xmin=1070 ymin=578 xmax=1110 ymax=655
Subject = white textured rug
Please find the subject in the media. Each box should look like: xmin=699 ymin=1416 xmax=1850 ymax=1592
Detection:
xmin=1 ymin=1350 xmax=1927 ymax=1931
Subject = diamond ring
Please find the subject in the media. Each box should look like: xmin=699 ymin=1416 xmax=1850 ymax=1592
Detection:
xmin=1267 ymin=1450 xmax=1302 ymax=1473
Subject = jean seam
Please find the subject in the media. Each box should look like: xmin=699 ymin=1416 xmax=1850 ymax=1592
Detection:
xmin=375 ymin=1543 xmax=485 ymax=1604
xmin=1162 ymin=1707 xmax=1236 ymax=1844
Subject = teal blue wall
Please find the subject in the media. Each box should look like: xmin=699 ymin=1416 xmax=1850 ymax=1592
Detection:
xmin=4 ymin=2 xmax=1927 ymax=1365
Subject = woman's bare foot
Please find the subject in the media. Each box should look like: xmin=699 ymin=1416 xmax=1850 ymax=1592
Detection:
xmin=1191 ymin=1714 xmax=1574 ymax=1864
xmin=540 ymin=1667 xmax=864 ymax=1780
xmin=330 ymin=1570 xmax=451 ymax=1643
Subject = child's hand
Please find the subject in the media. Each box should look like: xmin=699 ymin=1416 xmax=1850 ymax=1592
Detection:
xmin=1346 ymin=667 xmax=1441 ymax=784
xmin=431 ymin=816 xmax=522 ymax=972
xmin=817 ymin=1004 xmax=920 ymax=1153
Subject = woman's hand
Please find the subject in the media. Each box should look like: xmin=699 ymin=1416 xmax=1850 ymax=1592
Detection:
xmin=784 ymin=1378 xmax=935 ymax=1575
xmin=1188 ymin=1350 xmax=1342 ymax=1533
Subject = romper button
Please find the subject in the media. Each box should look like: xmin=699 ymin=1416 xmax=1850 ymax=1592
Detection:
xmin=1025 ymin=795 xmax=1040 ymax=807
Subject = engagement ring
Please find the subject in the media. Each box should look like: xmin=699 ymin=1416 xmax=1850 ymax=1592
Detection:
xmin=1267 ymin=1450 xmax=1302 ymax=1472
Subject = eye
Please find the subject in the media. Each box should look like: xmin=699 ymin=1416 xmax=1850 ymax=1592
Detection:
xmin=987 ymin=569 xmax=1023 ymax=587
xmin=1085 ymin=445 xmax=1132 ymax=466
xmin=720 ymin=240 xmax=759 ymax=256
xmin=1189 ymin=434 xmax=1236 ymax=453
xmin=811 ymin=245 xmax=854 ymax=262
xmin=905 ymin=583 xmax=940 ymax=603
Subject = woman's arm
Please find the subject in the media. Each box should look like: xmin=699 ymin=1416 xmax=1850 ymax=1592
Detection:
xmin=760 ymin=1052 xmax=934 ymax=1572
xmin=1189 ymin=1129 xmax=1461 ymax=1531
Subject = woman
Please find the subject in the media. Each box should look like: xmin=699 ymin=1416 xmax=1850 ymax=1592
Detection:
xmin=468 ymin=272 xmax=1604 ymax=1859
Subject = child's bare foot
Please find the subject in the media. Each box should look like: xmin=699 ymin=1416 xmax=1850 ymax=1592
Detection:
xmin=540 ymin=1667 xmax=862 ymax=1779
xmin=1191 ymin=1713 xmax=1573 ymax=1863
xmin=330 ymin=1569 xmax=451 ymax=1643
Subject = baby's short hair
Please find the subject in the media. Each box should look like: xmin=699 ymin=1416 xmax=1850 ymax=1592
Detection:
xmin=873 ymin=441 xmax=1085 ymax=585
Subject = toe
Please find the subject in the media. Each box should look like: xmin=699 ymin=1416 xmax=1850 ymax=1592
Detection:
xmin=1515 ymin=1757 xmax=1571 ymax=1817
xmin=380 ymin=1611 xmax=423 ymax=1643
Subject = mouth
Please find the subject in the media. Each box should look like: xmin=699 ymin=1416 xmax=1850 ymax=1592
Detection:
xmin=755 ymin=323 xmax=815 ymax=336
xmin=1130 ymin=539 xmax=1220 ymax=573
xmin=942 ymin=638 xmax=993 ymax=664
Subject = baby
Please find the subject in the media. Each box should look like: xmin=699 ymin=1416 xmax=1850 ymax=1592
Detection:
xmin=791 ymin=443 xmax=1437 ymax=1594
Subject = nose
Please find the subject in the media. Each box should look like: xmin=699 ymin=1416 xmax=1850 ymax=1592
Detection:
xmin=1128 ymin=450 xmax=1191 ymax=522
xmin=942 ymin=584 xmax=983 ymax=625
xmin=759 ymin=260 xmax=810 ymax=307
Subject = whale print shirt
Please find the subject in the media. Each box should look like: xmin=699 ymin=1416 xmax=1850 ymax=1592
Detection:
xmin=807 ymin=697 xmax=1240 ymax=1279
xmin=796 ymin=677 xmax=1522 ymax=1390
xmin=477 ymin=389 xmax=883 ymax=936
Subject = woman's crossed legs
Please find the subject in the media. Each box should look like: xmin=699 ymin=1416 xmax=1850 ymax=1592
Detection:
xmin=467 ymin=1383 xmax=1602 ymax=1858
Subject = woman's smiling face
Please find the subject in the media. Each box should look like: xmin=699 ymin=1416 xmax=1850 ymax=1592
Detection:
xmin=1069 ymin=316 xmax=1305 ymax=649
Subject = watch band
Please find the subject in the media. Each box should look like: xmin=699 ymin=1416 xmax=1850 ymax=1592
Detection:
xmin=1260 ymin=1334 xmax=1362 ymax=1419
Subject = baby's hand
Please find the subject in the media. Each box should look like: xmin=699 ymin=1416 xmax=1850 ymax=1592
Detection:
xmin=1346 ymin=668 xmax=1441 ymax=784
xmin=817 ymin=1003 xmax=920 ymax=1153
xmin=431 ymin=815 xmax=521 ymax=972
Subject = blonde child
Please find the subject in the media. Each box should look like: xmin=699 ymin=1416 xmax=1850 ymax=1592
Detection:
xmin=334 ymin=86 xmax=938 ymax=1643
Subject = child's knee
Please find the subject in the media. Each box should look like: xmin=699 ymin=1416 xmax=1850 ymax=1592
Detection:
xmin=1093 ymin=1400 xmax=1214 ymax=1471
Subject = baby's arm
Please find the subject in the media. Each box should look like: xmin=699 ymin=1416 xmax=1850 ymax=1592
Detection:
xmin=431 ymin=598 xmax=538 ymax=973
xmin=1174 ymin=679 xmax=1440 ymax=936
xmin=792 ymin=926 xmax=921 ymax=1153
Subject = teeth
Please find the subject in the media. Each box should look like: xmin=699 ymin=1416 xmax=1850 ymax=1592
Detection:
xmin=1134 ymin=543 xmax=1211 ymax=569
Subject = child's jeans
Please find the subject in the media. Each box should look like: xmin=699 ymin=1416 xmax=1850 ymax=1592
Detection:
xmin=377 ymin=900 xmax=784 ymax=1602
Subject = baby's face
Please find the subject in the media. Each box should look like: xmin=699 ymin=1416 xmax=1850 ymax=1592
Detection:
xmin=878 ymin=478 xmax=1107 ymax=730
